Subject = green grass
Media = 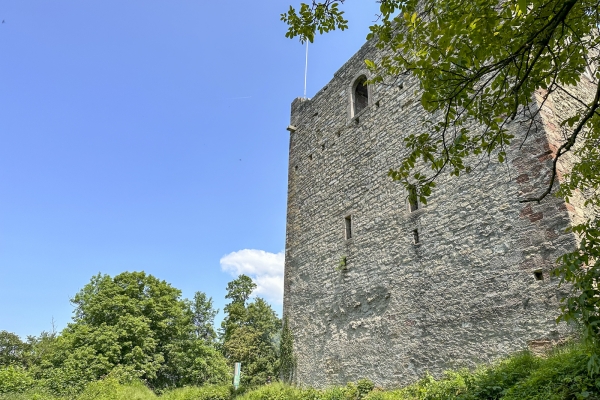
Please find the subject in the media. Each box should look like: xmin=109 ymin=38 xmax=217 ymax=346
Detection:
xmin=76 ymin=377 xmax=157 ymax=400
xmin=1 ymin=341 xmax=599 ymax=400
xmin=160 ymin=385 xmax=231 ymax=400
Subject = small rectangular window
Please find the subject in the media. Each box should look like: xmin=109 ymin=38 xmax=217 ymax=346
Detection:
xmin=413 ymin=229 xmax=419 ymax=244
xmin=408 ymin=186 xmax=419 ymax=212
xmin=345 ymin=216 xmax=352 ymax=239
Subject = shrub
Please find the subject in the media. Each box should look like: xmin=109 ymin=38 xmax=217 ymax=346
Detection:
xmin=76 ymin=377 xmax=156 ymax=400
xmin=235 ymin=382 xmax=305 ymax=400
xmin=0 ymin=366 xmax=34 ymax=394
xmin=356 ymin=379 xmax=375 ymax=399
xmin=321 ymin=386 xmax=347 ymax=400
xmin=36 ymin=362 xmax=93 ymax=397
xmin=234 ymin=380 xmax=376 ymax=400
xmin=501 ymin=343 xmax=598 ymax=400
xmin=160 ymin=385 xmax=231 ymax=400
xmin=0 ymin=389 xmax=61 ymax=400
xmin=362 ymin=342 xmax=600 ymax=400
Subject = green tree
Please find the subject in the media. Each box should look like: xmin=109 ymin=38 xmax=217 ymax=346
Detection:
xmin=221 ymin=275 xmax=281 ymax=386
xmin=26 ymin=331 xmax=58 ymax=368
xmin=160 ymin=338 xmax=230 ymax=388
xmin=191 ymin=291 xmax=218 ymax=342
xmin=225 ymin=274 xmax=256 ymax=305
xmin=0 ymin=331 xmax=29 ymax=368
xmin=37 ymin=272 xmax=229 ymax=392
xmin=278 ymin=315 xmax=296 ymax=384
xmin=221 ymin=275 xmax=257 ymax=342
xmin=283 ymin=0 xmax=600 ymax=370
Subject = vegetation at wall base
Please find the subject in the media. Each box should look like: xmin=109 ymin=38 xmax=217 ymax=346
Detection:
xmin=1 ymin=338 xmax=599 ymax=399
xmin=278 ymin=315 xmax=296 ymax=384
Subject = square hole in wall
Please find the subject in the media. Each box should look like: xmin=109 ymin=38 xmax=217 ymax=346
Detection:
xmin=413 ymin=229 xmax=420 ymax=244
xmin=534 ymin=270 xmax=544 ymax=281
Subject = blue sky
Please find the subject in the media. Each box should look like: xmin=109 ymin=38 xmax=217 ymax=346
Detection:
xmin=0 ymin=1 xmax=381 ymax=338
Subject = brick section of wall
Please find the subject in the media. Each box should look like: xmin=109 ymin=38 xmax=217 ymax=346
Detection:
xmin=535 ymin=79 xmax=599 ymax=227
xmin=283 ymin=40 xmax=575 ymax=389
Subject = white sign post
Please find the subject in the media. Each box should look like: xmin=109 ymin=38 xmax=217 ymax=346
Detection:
xmin=233 ymin=362 xmax=241 ymax=390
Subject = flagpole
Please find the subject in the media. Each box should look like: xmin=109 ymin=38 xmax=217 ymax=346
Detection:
xmin=304 ymin=40 xmax=308 ymax=98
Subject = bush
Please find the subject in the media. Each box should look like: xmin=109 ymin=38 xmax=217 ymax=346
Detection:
xmin=235 ymin=382 xmax=306 ymax=400
xmin=362 ymin=342 xmax=600 ymax=400
xmin=0 ymin=366 xmax=34 ymax=394
xmin=502 ymin=343 xmax=599 ymax=400
xmin=36 ymin=362 xmax=94 ymax=397
xmin=76 ymin=377 xmax=156 ymax=400
xmin=356 ymin=379 xmax=375 ymax=399
xmin=320 ymin=386 xmax=348 ymax=400
xmin=160 ymin=385 xmax=231 ymax=400
xmin=233 ymin=380 xmax=375 ymax=400
xmin=0 ymin=389 xmax=61 ymax=400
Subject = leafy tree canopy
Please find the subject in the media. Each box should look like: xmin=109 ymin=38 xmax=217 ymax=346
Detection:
xmin=225 ymin=274 xmax=256 ymax=305
xmin=0 ymin=331 xmax=29 ymax=368
xmin=221 ymin=275 xmax=257 ymax=342
xmin=190 ymin=291 xmax=219 ymax=342
xmin=40 ymin=272 xmax=229 ymax=392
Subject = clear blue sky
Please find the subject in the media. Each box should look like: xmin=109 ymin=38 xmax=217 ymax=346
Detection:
xmin=0 ymin=1 xmax=380 ymax=338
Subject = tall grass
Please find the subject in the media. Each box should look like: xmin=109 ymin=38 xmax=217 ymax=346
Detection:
xmin=160 ymin=385 xmax=231 ymax=400
xmin=76 ymin=377 xmax=156 ymax=400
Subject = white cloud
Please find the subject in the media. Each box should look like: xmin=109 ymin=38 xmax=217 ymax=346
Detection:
xmin=220 ymin=249 xmax=285 ymax=305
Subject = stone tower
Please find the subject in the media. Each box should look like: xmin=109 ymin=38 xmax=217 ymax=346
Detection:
xmin=283 ymin=39 xmax=593 ymax=389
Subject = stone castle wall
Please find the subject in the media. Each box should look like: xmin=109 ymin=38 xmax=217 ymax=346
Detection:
xmin=283 ymin=40 xmax=580 ymax=388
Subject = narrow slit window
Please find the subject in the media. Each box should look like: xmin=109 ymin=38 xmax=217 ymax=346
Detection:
xmin=413 ymin=229 xmax=419 ymax=244
xmin=408 ymin=186 xmax=419 ymax=212
xmin=353 ymin=76 xmax=369 ymax=116
xmin=345 ymin=216 xmax=352 ymax=239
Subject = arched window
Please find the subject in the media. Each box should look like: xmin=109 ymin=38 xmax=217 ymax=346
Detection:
xmin=353 ymin=76 xmax=369 ymax=116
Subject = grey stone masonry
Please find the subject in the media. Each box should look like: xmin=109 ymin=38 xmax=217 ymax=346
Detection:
xmin=283 ymin=39 xmax=590 ymax=389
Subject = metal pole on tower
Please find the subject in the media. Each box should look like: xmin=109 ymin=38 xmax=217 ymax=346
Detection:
xmin=304 ymin=40 xmax=308 ymax=98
